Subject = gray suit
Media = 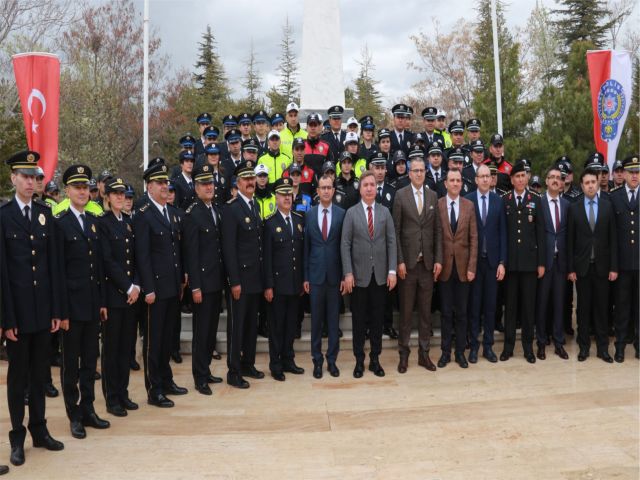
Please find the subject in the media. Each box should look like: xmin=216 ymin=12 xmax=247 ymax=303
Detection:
xmin=341 ymin=201 xmax=397 ymax=362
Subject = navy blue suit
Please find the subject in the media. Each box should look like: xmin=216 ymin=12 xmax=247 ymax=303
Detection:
xmin=465 ymin=191 xmax=507 ymax=350
xmin=536 ymin=195 xmax=569 ymax=347
xmin=304 ymin=204 xmax=344 ymax=366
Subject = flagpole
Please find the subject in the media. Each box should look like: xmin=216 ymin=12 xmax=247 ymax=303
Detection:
xmin=143 ymin=0 xmax=149 ymax=172
xmin=491 ymin=0 xmax=503 ymax=136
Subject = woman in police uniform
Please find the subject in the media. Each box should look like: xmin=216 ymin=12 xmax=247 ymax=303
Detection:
xmin=98 ymin=177 xmax=140 ymax=417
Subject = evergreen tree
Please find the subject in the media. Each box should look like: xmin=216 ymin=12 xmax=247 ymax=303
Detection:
xmin=193 ymin=25 xmax=230 ymax=112
xmin=553 ymin=0 xmax=613 ymax=49
xmin=276 ymin=16 xmax=299 ymax=103
xmin=241 ymin=40 xmax=264 ymax=112
xmin=352 ymin=45 xmax=384 ymax=124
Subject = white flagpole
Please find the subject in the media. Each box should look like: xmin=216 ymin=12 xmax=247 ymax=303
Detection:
xmin=143 ymin=0 xmax=149 ymax=171
xmin=491 ymin=0 xmax=503 ymax=135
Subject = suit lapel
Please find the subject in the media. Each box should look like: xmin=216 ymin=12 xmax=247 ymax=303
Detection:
xmin=11 ymin=200 xmax=31 ymax=233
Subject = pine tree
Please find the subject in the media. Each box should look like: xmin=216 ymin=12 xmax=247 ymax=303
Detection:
xmin=352 ymin=45 xmax=384 ymax=124
xmin=193 ymin=25 xmax=230 ymax=112
xmin=276 ymin=16 xmax=299 ymax=103
xmin=242 ymin=40 xmax=263 ymax=112
xmin=553 ymin=0 xmax=613 ymax=49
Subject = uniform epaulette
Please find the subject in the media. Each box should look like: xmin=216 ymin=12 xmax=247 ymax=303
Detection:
xmin=499 ymin=189 xmax=509 ymax=197
xmin=138 ymin=203 xmax=150 ymax=212
xmin=610 ymin=185 xmax=624 ymax=193
xmin=226 ymin=197 xmax=237 ymax=204
xmin=0 ymin=199 xmax=13 ymax=209
xmin=185 ymin=201 xmax=197 ymax=214
xmin=291 ymin=211 xmax=303 ymax=218
xmin=34 ymin=198 xmax=50 ymax=208
xmin=54 ymin=209 xmax=70 ymax=219
xmin=265 ymin=212 xmax=276 ymax=220
xmin=528 ymin=190 xmax=541 ymax=197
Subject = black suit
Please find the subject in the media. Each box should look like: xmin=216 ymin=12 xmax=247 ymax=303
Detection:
xmin=390 ymin=130 xmax=414 ymax=156
xmin=98 ymin=211 xmax=138 ymax=409
xmin=183 ymin=200 xmax=224 ymax=385
xmin=610 ymin=186 xmax=639 ymax=353
xmin=263 ymin=211 xmax=304 ymax=374
xmin=222 ymin=195 xmax=263 ymax=381
xmin=55 ymin=208 xmax=104 ymax=422
xmin=568 ymin=195 xmax=618 ymax=353
xmin=321 ymin=130 xmax=346 ymax=160
xmin=134 ymin=201 xmax=183 ymax=398
xmin=0 ymin=199 xmax=60 ymax=445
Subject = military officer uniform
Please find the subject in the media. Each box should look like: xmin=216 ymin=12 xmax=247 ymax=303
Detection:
xmin=501 ymin=161 xmax=546 ymax=363
xmin=98 ymin=178 xmax=139 ymax=417
xmin=222 ymin=160 xmax=265 ymax=389
xmin=54 ymin=165 xmax=110 ymax=438
xmin=1 ymin=151 xmax=65 ymax=465
xmin=183 ymin=164 xmax=225 ymax=394
xmin=263 ymin=178 xmax=306 ymax=380
xmin=134 ymin=160 xmax=187 ymax=408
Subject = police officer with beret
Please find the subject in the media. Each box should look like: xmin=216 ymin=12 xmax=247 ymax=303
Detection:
xmin=98 ymin=177 xmax=140 ymax=417
xmin=183 ymin=164 xmax=225 ymax=394
xmin=54 ymin=164 xmax=110 ymax=438
xmin=134 ymin=159 xmax=188 ymax=408
xmin=0 ymin=151 xmax=64 ymax=468
xmin=222 ymin=160 xmax=265 ymax=388
xmin=263 ymin=177 xmax=306 ymax=381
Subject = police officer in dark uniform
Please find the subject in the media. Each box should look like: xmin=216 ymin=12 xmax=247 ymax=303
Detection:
xmin=500 ymin=160 xmax=546 ymax=364
xmin=358 ymin=116 xmax=378 ymax=160
xmin=222 ymin=160 xmax=265 ymax=389
xmin=263 ymin=178 xmax=306 ymax=381
xmin=610 ymin=155 xmax=640 ymax=361
xmin=444 ymin=120 xmax=467 ymax=159
xmin=462 ymin=140 xmax=487 ymax=191
xmin=173 ymin=151 xmax=196 ymax=211
xmin=321 ymin=105 xmax=346 ymax=159
xmin=0 ymin=151 xmax=64 ymax=468
xmin=425 ymin=141 xmax=447 ymax=193
xmin=390 ymin=104 xmax=414 ymax=156
xmin=370 ymin=152 xmax=396 ymax=210
xmin=134 ymin=159 xmax=188 ymax=408
xmin=98 ymin=177 xmax=140 ymax=417
xmin=194 ymin=127 xmax=219 ymax=168
xmin=437 ymin=148 xmax=474 ymax=197
xmin=335 ymin=151 xmax=360 ymax=210
xmin=54 ymin=164 xmax=110 ymax=438
xmin=419 ymin=107 xmax=445 ymax=146
xmin=194 ymin=112 xmax=213 ymax=156
xmin=183 ymin=164 xmax=225 ymax=395
xmin=465 ymin=118 xmax=482 ymax=144
xmin=201 ymin=143 xmax=229 ymax=207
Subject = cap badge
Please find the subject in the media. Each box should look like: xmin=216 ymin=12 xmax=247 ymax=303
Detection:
xmin=77 ymin=167 xmax=84 ymax=174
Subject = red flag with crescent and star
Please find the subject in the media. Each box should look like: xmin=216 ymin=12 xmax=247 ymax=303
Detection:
xmin=12 ymin=52 xmax=60 ymax=182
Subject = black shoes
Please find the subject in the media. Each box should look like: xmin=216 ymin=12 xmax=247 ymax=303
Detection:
xmin=369 ymin=360 xmax=385 ymax=377
xmin=107 ymin=404 xmax=127 ymax=417
xmin=44 ymin=383 xmax=59 ymax=398
xmin=499 ymin=351 xmax=513 ymax=362
xmin=577 ymin=349 xmax=589 ymax=362
xmin=227 ymin=374 xmax=250 ymax=389
xmin=328 ymin=363 xmax=340 ymax=377
xmin=283 ymin=363 xmax=305 ymax=375
xmin=83 ymin=412 xmax=110 ymax=429
xmin=207 ymin=375 xmax=223 ymax=384
xmin=10 ymin=446 xmax=24 ymax=466
xmin=0 ymin=465 xmax=8 ymax=475
xmin=94 ymin=371 xmax=101 ymax=380
xmin=554 ymin=346 xmax=569 ymax=360
xmin=353 ymin=361 xmax=364 ymax=378
xmin=383 ymin=326 xmax=398 ymax=339
xmin=437 ymin=353 xmax=451 ymax=368
xmin=597 ymin=351 xmax=614 ymax=363
xmin=614 ymin=346 xmax=625 ymax=363
xmin=212 ymin=350 xmax=222 ymax=360
xmin=164 ymin=382 xmax=188 ymax=395
xmin=122 ymin=398 xmax=139 ymax=410
xmin=242 ymin=366 xmax=265 ymax=379
xmin=33 ymin=434 xmax=64 ymax=451
xmin=170 ymin=351 xmax=183 ymax=364
xmin=313 ymin=364 xmax=323 ymax=379
xmin=483 ymin=348 xmax=498 ymax=363
xmin=70 ymin=420 xmax=87 ymax=439
xmin=524 ymin=352 xmax=536 ymax=364
xmin=271 ymin=372 xmax=286 ymax=382
xmin=468 ymin=348 xmax=479 ymax=364
xmin=537 ymin=345 xmax=546 ymax=360
xmin=129 ymin=359 xmax=141 ymax=371
xmin=148 ymin=394 xmax=174 ymax=408
xmin=195 ymin=383 xmax=213 ymax=395
xmin=455 ymin=353 xmax=468 ymax=368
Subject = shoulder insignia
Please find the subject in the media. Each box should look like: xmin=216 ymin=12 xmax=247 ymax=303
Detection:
xmin=34 ymin=198 xmax=50 ymax=208
xmin=529 ymin=190 xmax=541 ymax=197
xmin=139 ymin=203 xmax=150 ymax=212
xmin=291 ymin=211 xmax=303 ymax=218
xmin=185 ymin=202 xmax=197 ymax=214
xmin=610 ymin=185 xmax=624 ymax=193
xmin=265 ymin=212 xmax=276 ymax=220
xmin=54 ymin=209 xmax=70 ymax=219
xmin=226 ymin=197 xmax=237 ymax=204
xmin=0 ymin=199 xmax=13 ymax=209
xmin=500 ymin=190 xmax=509 ymax=198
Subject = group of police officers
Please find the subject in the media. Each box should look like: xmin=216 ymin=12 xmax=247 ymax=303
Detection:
xmin=0 ymin=101 xmax=637 ymax=474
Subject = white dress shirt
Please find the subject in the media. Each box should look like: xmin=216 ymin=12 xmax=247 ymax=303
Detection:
xmin=446 ymin=195 xmax=460 ymax=226
xmin=14 ymin=195 xmax=33 ymax=219
xmin=413 ymin=185 xmax=424 ymax=212
xmin=317 ymin=203 xmax=332 ymax=236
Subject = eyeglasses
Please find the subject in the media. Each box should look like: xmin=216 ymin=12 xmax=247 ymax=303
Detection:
xmin=317 ymin=186 xmax=333 ymax=191
xmin=410 ymin=169 xmax=425 ymax=174
xmin=476 ymin=174 xmax=491 ymax=179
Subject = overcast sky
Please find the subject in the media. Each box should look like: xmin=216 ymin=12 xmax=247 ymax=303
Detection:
xmin=147 ymin=0 xmax=545 ymax=106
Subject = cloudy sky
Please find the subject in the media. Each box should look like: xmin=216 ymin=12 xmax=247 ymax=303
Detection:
xmin=147 ymin=0 xmax=544 ymax=106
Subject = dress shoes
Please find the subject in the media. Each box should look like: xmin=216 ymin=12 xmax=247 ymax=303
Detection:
xmin=635 ymin=349 xmax=639 ymax=359
xmin=397 ymin=356 xmax=408 ymax=374
xmin=227 ymin=374 xmax=250 ymax=389
xmin=338 ymin=328 xmax=343 ymax=338
xmin=44 ymin=382 xmax=59 ymax=398
xmin=312 ymin=364 xmax=323 ymax=379
xmin=271 ymin=372 xmax=286 ymax=382
xmin=328 ymin=363 xmax=340 ymax=377
xmin=524 ymin=352 xmax=536 ymax=364
xmin=242 ymin=366 xmax=265 ymax=379
xmin=495 ymin=321 xmax=505 ymax=333
xmin=565 ymin=327 xmax=575 ymax=336
xmin=83 ymin=412 xmax=110 ymax=429
xmin=383 ymin=326 xmax=399 ymax=339
xmin=10 ymin=446 xmax=24 ymax=466
xmin=499 ymin=351 xmax=513 ymax=362
xmin=554 ymin=346 xmax=569 ymax=360
xmin=122 ymin=398 xmax=139 ymax=410
xmin=170 ymin=351 xmax=183 ymax=364
xmin=283 ymin=363 xmax=305 ymax=375
xmin=537 ymin=345 xmax=546 ymax=360
xmin=455 ymin=353 xmax=468 ymax=368
xmin=437 ymin=353 xmax=451 ymax=368
xmin=207 ymin=375 xmax=223 ymax=384
xmin=483 ymin=348 xmax=498 ymax=363
xmin=468 ymin=348 xmax=479 ymax=364
xmin=369 ymin=360 xmax=385 ymax=377
xmin=164 ymin=382 xmax=188 ymax=395
xmin=577 ymin=349 xmax=589 ymax=362
xmin=94 ymin=371 xmax=101 ymax=380
xmin=33 ymin=434 xmax=64 ymax=451
xmin=70 ymin=420 xmax=87 ymax=439
xmin=106 ymin=404 xmax=127 ymax=417
xmin=147 ymin=394 xmax=174 ymax=408
xmin=418 ymin=354 xmax=437 ymax=371
xmin=353 ymin=361 xmax=364 ymax=378
xmin=23 ymin=392 xmax=28 ymax=405
xmin=614 ymin=346 xmax=625 ymax=363
xmin=195 ymin=383 xmax=213 ymax=395
xmin=597 ymin=351 xmax=613 ymax=363
xmin=212 ymin=350 xmax=222 ymax=360
xmin=0 ymin=465 xmax=8 ymax=475
xmin=129 ymin=359 xmax=141 ymax=371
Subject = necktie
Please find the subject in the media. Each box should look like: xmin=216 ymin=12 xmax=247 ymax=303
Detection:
xmin=23 ymin=205 xmax=30 ymax=221
xmin=399 ymin=132 xmax=403 ymax=144
xmin=377 ymin=186 xmax=382 ymax=199
xmin=208 ymin=205 xmax=216 ymax=226
xmin=335 ymin=133 xmax=339 ymax=143
xmin=481 ymin=195 xmax=487 ymax=226
xmin=248 ymin=199 xmax=256 ymax=218
xmin=630 ymin=189 xmax=636 ymax=204
xmin=162 ymin=206 xmax=170 ymax=224
xmin=188 ymin=181 xmax=193 ymax=190
xmin=551 ymin=199 xmax=560 ymax=232
xmin=322 ymin=208 xmax=328 ymax=241
xmin=80 ymin=213 xmax=88 ymax=235
xmin=367 ymin=206 xmax=374 ymax=239
xmin=517 ymin=195 xmax=522 ymax=208
xmin=588 ymin=200 xmax=596 ymax=231
xmin=285 ymin=216 xmax=292 ymax=235
xmin=435 ymin=171 xmax=440 ymax=183
xmin=416 ymin=189 xmax=423 ymax=215
xmin=450 ymin=201 xmax=457 ymax=234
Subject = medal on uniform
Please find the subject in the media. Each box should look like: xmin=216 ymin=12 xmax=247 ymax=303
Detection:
xmin=245 ymin=217 xmax=250 ymax=223
xmin=276 ymin=227 xmax=282 ymax=232
xmin=38 ymin=213 xmax=45 ymax=225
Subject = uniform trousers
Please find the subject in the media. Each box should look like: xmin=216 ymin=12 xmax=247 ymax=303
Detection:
xmin=101 ymin=306 xmax=136 ymax=407
xmin=268 ymin=293 xmax=299 ymax=374
xmin=192 ymin=291 xmax=222 ymax=384
xmin=143 ymin=297 xmax=178 ymax=397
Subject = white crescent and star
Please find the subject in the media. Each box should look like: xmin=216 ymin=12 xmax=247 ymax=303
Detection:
xmin=27 ymin=88 xmax=47 ymax=133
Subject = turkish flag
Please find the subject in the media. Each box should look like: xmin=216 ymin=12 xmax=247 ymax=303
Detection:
xmin=12 ymin=53 xmax=60 ymax=182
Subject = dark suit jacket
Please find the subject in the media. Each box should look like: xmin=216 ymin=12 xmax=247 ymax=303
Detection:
xmin=465 ymin=191 xmax=507 ymax=269
xmin=539 ymin=194 xmax=570 ymax=272
xmin=321 ymin=130 xmax=346 ymax=160
xmin=437 ymin=197 xmax=478 ymax=282
xmin=390 ymin=130 xmax=414 ymax=156
xmin=304 ymin=204 xmax=344 ymax=286
xmin=567 ymin=195 xmax=618 ymax=277
xmin=392 ymin=184 xmax=442 ymax=270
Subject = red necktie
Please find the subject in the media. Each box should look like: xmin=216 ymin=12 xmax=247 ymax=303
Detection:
xmin=322 ymin=208 xmax=328 ymax=241
xmin=367 ymin=206 xmax=374 ymax=239
xmin=552 ymin=199 xmax=560 ymax=232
